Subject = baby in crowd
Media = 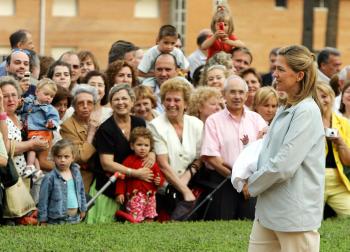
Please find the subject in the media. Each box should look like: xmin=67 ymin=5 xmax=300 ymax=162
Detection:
xmin=19 ymin=78 xmax=60 ymax=181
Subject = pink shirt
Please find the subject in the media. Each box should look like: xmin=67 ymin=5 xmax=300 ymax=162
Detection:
xmin=201 ymin=107 xmax=267 ymax=169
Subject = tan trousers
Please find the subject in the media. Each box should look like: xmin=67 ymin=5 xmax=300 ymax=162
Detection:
xmin=248 ymin=220 xmax=320 ymax=252
xmin=324 ymin=168 xmax=350 ymax=217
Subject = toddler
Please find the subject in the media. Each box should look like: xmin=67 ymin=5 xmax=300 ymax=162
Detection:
xmin=138 ymin=24 xmax=189 ymax=79
xmin=19 ymin=78 xmax=60 ymax=181
xmin=116 ymin=127 xmax=164 ymax=222
xmin=38 ymin=139 xmax=87 ymax=224
xmin=201 ymin=4 xmax=245 ymax=60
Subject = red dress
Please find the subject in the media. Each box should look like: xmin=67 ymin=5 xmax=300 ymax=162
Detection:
xmin=207 ymin=34 xmax=238 ymax=59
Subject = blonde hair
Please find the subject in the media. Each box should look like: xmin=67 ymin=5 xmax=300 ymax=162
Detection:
xmin=277 ymin=45 xmax=317 ymax=106
xmin=160 ymin=78 xmax=192 ymax=104
xmin=133 ymin=85 xmax=157 ymax=108
xmin=315 ymin=81 xmax=335 ymax=117
xmin=36 ymin=78 xmax=57 ymax=94
xmin=210 ymin=8 xmax=234 ymax=35
xmin=188 ymin=86 xmax=222 ymax=118
xmin=253 ymin=87 xmax=279 ymax=111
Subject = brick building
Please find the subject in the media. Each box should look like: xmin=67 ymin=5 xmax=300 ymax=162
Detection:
xmin=0 ymin=0 xmax=349 ymax=72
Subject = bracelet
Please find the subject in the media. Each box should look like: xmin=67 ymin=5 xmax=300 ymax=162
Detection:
xmin=0 ymin=112 xmax=7 ymax=121
xmin=126 ymin=168 xmax=132 ymax=177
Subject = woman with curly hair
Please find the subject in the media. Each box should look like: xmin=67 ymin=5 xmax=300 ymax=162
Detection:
xmin=105 ymin=60 xmax=138 ymax=89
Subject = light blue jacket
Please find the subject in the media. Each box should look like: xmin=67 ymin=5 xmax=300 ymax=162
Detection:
xmin=19 ymin=95 xmax=59 ymax=131
xmin=248 ymin=97 xmax=325 ymax=232
xmin=38 ymin=163 xmax=87 ymax=222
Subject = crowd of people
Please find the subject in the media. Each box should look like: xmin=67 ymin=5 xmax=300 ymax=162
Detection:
xmin=0 ymin=3 xmax=349 ymax=251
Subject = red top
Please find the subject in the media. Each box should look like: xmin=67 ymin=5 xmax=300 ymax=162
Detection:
xmin=207 ymin=34 xmax=238 ymax=59
xmin=115 ymin=154 xmax=165 ymax=195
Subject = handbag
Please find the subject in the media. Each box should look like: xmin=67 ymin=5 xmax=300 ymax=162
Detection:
xmin=0 ymin=141 xmax=18 ymax=188
xmin=1 ymin=141 xmax=36 ymax=218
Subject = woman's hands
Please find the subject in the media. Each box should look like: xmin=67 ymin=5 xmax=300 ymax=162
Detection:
xmin=142 ymin=152 xmax=156 ymax=168
xmin=132 ymin=167 xmax=153 ymax=182
xmin=242 ymin=182 xmax=250 ymax=200
xmin=30 ymin=137 xmax=48 ymax=151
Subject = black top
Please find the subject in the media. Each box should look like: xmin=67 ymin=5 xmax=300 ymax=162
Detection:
xmin=326 ymin=139 xmax=337 ymax=169
xmin=92 ymin=115 xmax=146 ymax=198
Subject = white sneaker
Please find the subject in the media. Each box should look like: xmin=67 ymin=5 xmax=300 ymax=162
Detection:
xmin=32 ymin=170 xmax=44 ymax=183
xmin=22 ymin=165 xmax=37 ymax=178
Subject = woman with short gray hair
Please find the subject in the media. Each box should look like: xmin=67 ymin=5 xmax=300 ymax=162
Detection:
xmin=60 ymin=84 xmax=99 ymax=193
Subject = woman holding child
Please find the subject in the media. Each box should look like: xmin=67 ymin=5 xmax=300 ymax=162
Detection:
xmin=86 ymin=84 xmax=154 ymax=223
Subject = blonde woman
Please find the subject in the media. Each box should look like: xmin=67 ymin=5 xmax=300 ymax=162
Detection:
xmin=188 ymin=86 xmax=222 ymax=122
xmin=316 ymin=82 xmax=350 ymax=218
xmin=247 ymin=45 xmax=324 ymax=251
xmin=252 ymin=86 xmax=279 ymax=124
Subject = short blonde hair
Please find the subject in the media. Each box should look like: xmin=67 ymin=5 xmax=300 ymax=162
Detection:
xmin=160 ymin=78 xmax=192 ymax=104
xmin=133 ymin=85 xmax=157 ymax=108
xmin=188 ymin=86 xmax=222 ymax=118
xmin=253 ymin=87 xmax=279 ymax=111
xmin=37 ymin=78 xmax=57 ymax=94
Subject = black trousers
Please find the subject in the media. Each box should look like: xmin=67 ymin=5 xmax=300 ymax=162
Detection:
xmin=204 ymin=169 xmax=256 ymax=220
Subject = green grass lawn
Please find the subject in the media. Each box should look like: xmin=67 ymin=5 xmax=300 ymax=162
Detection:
xmin=0 ymin=219 xmax=349 ymax=251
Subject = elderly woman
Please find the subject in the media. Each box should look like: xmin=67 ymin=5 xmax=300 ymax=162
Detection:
xmin=316 ymin=82 xmax=350 ymax=218
xmin=46 ymin=61 xmax=72 ymax=91
xmin=148 ymin=78 xmax=203 ymax=220
xmin=252 ymin=86 xmax=279 ymax=124
xmin=84 ymin=70 xmax=112 ymax=124
xmin=105 ymin=60 xmax=138 ymax=88
xmin=60 ymin=84 xmax=99 ymax=193
xmin=0 ymin=76 xmax=48 ymax=203
xmin=86 ymin=84 xmax=153 ymax=224
xmin=132 ymin=85 xmax=159 ymax=122
xmin=188 ymin=86 xmax=222 ymax=122
xmin=239 ymin=67 xmax=262 ymax=109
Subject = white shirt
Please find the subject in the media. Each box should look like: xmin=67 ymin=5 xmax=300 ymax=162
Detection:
xmin=148 ymin=114 xmax=203 ymax=176
xmin=317 ymin=69 xmax=330 ymax=83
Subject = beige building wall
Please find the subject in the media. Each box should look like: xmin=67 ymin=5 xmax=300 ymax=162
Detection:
xmin=0 ymin=0 xmax=349 ymax=72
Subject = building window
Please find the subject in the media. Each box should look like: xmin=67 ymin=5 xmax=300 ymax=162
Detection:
xmin=171 ymin=0 xmax=186 ymax=47
xmin=51 ymin=47 xmax=76 ymax=60
xmin=52 ymin=0 xmax=77 ymax=17
xmin=275 ymin=0 xmax=287 ymax=8
xmin=314 ymin=0 xmax=329 ymax=8
xmin=134 ymin=0 xmax=159 ymax=18
xmin=0 ymin=0 xmax=15 ymax=16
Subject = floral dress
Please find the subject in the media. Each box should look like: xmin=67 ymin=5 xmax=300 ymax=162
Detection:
xmin=6 ymin=117 xmax=27 ymax=176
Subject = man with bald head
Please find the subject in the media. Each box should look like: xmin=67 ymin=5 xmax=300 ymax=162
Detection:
xmin=201 ymin=75 xmax=267 ymax=220
xmin=142 ymin=53 xmax=180 ymax=112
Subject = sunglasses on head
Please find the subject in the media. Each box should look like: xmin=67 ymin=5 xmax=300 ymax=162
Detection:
xmin=12 ymin=48 xmax=31 ymax=56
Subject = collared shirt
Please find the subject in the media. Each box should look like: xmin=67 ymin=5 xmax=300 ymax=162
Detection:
xmin=317 ymin=68 xmax=330 ymax=83
xmin=201 ymin=107 xmax=267 ymax=169
xmin=248 ymin=97 xmax=325 ymax=232
xmin=149 ymin=114 xmax=203 ymax=176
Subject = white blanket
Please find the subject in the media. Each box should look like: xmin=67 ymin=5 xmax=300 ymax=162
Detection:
xmin=231 ymin=139 xmax=263 ymax=192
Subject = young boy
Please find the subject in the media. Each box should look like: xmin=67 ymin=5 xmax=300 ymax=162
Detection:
xmin=19 ymin=78 xmax=60 ymax=181
xmin=116 ymin=127 xmax=164 ymax=222
xmin=138 ymin=25 xmax=189 ymax=79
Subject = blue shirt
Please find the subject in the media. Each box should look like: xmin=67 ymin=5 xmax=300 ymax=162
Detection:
xmin=19 ymin=94 xmax=60 ymax=131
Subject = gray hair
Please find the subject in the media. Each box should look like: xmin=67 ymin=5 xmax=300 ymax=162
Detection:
xmin=223 ymin=74 xmax=248 ymax=92
xmin=108 ymin=83 xmax=135 ymax=103
xmin=0 ymin=76 xmax=21 ymax=96
xmin=338 ymin=65 xmax=350 ymax=81
xmin=71 ymin=84 xmax=98 ymax=107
